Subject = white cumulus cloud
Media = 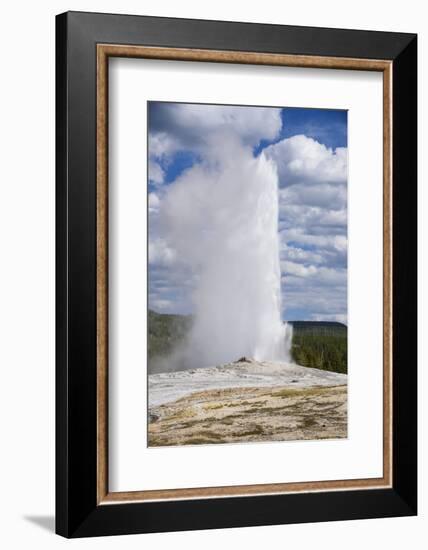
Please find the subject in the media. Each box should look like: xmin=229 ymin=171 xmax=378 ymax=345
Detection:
xmin=265 ymin=134 xmax=347 ymax=187
xmin=150 ymin=103 xmax=282 ymax=147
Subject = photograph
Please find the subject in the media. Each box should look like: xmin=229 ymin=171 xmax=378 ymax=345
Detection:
xmin=0 ymin=2 xmax=420 ymax=545
xmin=147 ymin=101 xmax=348 ymax=447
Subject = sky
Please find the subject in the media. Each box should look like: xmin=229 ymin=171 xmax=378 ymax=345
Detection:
xmin=148 ymin=102 xmax=348 ymax=324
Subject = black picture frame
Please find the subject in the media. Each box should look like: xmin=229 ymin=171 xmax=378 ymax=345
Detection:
xmin=56 ymin=11 xmax=417 ymax=538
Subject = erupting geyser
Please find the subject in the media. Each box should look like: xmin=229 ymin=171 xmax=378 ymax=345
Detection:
xmin=159 ymin=132 xmax=292 ymax=369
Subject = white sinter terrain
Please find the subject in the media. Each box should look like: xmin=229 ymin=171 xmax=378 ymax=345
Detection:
xmin=148 ymin=358 xmax=347 ymax=409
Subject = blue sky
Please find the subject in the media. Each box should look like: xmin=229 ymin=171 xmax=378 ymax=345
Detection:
xmin=148 ymin=102 xmax=348 ymax=324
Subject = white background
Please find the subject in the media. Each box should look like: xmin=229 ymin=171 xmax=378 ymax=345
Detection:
xmin=110 ymin=60 xmax=383 ymax=492
xmin=0 ymin=0 xmax=425 ymax=548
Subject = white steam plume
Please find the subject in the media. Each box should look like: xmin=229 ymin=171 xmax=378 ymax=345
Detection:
xmin=158 ymin=131 xmax=292 ymax=368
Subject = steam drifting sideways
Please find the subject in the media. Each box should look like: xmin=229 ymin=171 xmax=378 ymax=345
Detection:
xmin=149 ymin=103 xmax=292 ymax=369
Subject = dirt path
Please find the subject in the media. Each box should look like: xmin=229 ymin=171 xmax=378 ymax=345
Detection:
xmin=148 ymin=384 xmax=347 ymax=446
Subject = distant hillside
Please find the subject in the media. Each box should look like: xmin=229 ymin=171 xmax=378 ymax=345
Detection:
xmin=288 ymin=321 xmax=347 ymax=335
xmin=148 ymin=310 xmax=347 ymax=374
xmin=148 ymin=310 xmax=192 ymax=359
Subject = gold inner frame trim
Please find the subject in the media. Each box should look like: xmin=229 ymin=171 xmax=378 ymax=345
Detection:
xmin=96 ymin=44 xmax=393 ymax=505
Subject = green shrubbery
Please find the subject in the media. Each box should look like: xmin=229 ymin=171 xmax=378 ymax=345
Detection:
xmin=291 ymin=332 xmax=347 ymax=374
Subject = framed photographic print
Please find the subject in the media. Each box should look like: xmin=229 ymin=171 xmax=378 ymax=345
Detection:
xmin=56 ymin=11 xmax=417 ymax=537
